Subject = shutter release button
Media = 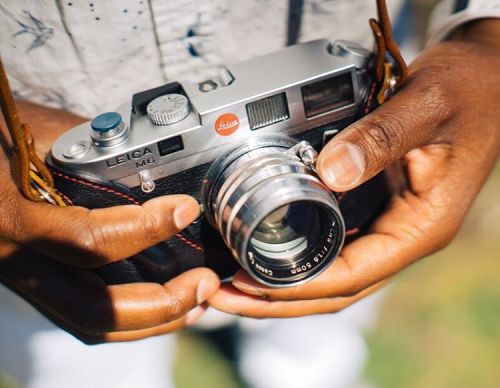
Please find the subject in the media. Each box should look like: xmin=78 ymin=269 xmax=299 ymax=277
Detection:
xmin=90 ymin=112 xmax=128 ymax=147
xmin=91 ymin=112 xmax=122 ymax=133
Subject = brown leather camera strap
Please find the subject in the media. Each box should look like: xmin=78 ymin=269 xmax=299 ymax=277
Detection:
xmin=371 ymin=0 xmax=409 ymax=102
xmin=0 ymin=57 xmax=65 ymax=205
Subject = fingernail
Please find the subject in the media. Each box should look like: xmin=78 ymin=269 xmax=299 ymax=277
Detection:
xmin=196 ymin=280 xmax=211 ymax=304
xmin=173 ymin=198 xmax=200 ymax=230
xmin=318 ymin=142 xmax=365 ymax=189
xmin=232 ymin=281 xmax=266 ymax=298
xmin=186 ymin=305 xmax=205 ymax=326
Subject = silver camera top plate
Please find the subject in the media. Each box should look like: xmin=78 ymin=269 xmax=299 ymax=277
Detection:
xmin=51 ymin=39 xmax=371 ymax=189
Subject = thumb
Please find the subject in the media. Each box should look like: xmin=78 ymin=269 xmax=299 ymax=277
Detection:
xmin=316 ymin=83 xmax=445 ymax=191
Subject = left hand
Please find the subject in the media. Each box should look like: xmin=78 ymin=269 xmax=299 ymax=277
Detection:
xmin=0 ymin=102 xmax=220 ymax=343
xmin=209 ymin=20 xmax=500 ymax=318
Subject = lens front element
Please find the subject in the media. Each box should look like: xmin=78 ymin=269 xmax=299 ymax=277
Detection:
xmin=251 ymin=203 xmax=310 ymax=261
xmin=248 ymin=200 xmax=341 ymax=284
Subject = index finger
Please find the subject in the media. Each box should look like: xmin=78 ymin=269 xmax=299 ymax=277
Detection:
xmin=209 ymin=281 xmax=386 ymax=319
xmin=5 ymin=194 xmax=200 ymax=268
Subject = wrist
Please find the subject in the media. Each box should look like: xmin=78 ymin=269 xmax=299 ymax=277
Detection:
xmin=426 ymin=0 xmax=500 ymax=46
xmin=451 ymin=19 xmax=500 ymax=50
xmin=17 ymin=100 xmax=86 ymax=128
xmin=15 ymin=100 xmax=87 ymax=156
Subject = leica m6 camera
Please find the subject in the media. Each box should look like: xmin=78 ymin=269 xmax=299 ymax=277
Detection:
xmin=48 ymin=39 xmax=391 ymax=287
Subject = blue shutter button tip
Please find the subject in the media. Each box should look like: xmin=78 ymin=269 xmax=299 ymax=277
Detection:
xmin=91 ymin=112 xmax=122 ymax=133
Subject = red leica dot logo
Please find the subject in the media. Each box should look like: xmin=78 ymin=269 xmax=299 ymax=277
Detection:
xmin=215 ymin=113 xmax=240 ymax=136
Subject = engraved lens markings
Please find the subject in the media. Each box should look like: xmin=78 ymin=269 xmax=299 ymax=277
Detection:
xmin=247 ymin=222 xmax=337 ymax=279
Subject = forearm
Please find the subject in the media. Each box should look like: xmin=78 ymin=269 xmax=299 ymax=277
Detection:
xmin=455 ymin=19 xmax=500 ymax=157
xmin=428 ymin=19 xmax=500 ymax=157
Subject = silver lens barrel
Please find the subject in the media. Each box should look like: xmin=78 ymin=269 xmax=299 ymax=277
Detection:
xmin=202 ymin=137 xmax=345 ymax=287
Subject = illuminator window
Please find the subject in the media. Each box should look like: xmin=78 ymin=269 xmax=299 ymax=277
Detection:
xmin=246 ymin=93 xmax=289 ymax=130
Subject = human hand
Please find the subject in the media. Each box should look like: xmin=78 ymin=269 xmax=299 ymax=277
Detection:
xmin=0 ymin=101 xmax=220 ymax=343
xmin=209 ymin=20 xmax=500 ymax=318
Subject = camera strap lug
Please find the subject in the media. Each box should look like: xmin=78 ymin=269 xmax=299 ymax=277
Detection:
xmin=286 ymin=141 xmax=318 ymax=167
xmin=139 ymin=169 xmax=156 ymax=193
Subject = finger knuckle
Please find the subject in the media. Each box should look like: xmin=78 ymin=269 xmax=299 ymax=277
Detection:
xmin=434 ymin=229 xmax=457 ymax=251
xmin=358 ymin=114 xmax=405 ymax=163
xmin=428 ymin=217 xmax=460 ymax=253
xmin=68 ymin=217 xmax=110 ymax=267
xmin=75 ymin=226 xmax=100 ymax=253
xmin=163 ymin=284 xmax=187 ymax=318
xmin=409 ymin=199 xmax=460 ymax=254
xmin=341 ymin=284 xmax=365 ymax=297
xmin=336 ymin=256 xmax=369 ymax=297
xmin=416 ymin=80 xmax=452 ymax=126
xmin=408 ymin=64 xmax=454 ymax=121
xmin=140 ymin=210 xmax=163 ymax=245
xmin=328 ymin=304 xmax=346 ymax=314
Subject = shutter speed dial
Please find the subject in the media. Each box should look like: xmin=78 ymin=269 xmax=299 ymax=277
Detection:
xmin=147 ymin=93 xmax=190 ymax=125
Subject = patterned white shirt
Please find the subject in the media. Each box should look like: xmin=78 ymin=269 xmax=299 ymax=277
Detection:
xmin=0 ymin=0 xmax=403 ymax=117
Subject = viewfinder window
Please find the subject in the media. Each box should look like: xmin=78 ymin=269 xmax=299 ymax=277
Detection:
xmin=301 ymin=72 xmax=355 ymax=118
xmin=157 ymin=136 xmax=184 ymax=156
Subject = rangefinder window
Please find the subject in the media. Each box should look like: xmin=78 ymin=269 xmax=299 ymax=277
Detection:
xmin=301 ymin=72 xmax=355 ymax=118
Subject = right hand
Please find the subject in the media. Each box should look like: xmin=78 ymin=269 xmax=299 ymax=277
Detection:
xmin=0 ymin=101 xmax=220 ymax=343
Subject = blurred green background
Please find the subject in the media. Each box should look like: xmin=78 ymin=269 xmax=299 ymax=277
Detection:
xmin=173 ymin=166 xmax=500 ymax=388
xmin=363 ymin=163 xmax=500 ymax=388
